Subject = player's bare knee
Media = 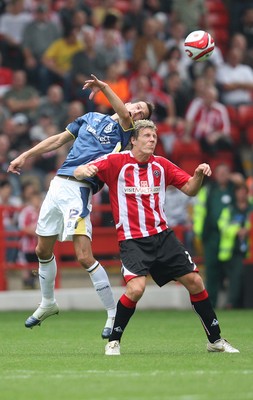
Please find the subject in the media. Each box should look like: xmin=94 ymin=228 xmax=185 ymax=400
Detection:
xmin=188 ymin=273 xmax=204 ymax=294
xmin=126 ymin=282 xmax=145 ymax=302
xmin=77 ymin=255 xmax=94 ymax=269
xmin=35 ymin=245 xmax=52 ymax=260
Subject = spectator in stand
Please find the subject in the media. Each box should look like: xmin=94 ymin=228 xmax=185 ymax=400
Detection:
xmin=95 ymin=11 xmax=124 ymax=48
xmin=0 ymin=51 xmax=13 ymax=98
xmin=129 ymin=58 xmax=162 ymax=97
xmin=22 ymin=4 xmax=60 ymax=94
xmin=121 ymin=23 xmax=138 ymax=69
xmin=41 ymin=24 xmax=84 ymax=100
xmin=164 ymin=185 xmax=195 ymax=253
xmin=36 ymin=84 xmax=68 ymax=130
xmin=188 ymin=75 xmax=207 ymax=101
xmin=164 ymin=70 xmax=192 ymax=119
xmin=230 ymin=31 xmax=252 ymax=68
xmin=0 ymin=103 xmax=10 ymax=132
xmin=132 ymin=16 xmax=167 ymax=71
xmin=130 ymin=74 xmax=175 ymax=126
xmin=0 ymin=134 xmax=11 ymax=172
xmin=0 ymin=0 xmax=33 ymax=69
xmin=164 ymin=21 xmax=192 ymax=79
xmin=72 ymin=9 xmax=89 ymax=41
xmin=5 ymin=113 xmax=31 ymax=152
xmin=157 ymin=46 xmax=189 ymax=83
xmin=153 ymin=11 xmax=170 ymax=42
xmin=91 ymin=1 xmax=123 ymax=30
xmin=216 ymin=47 xmax=253 ymax=106
xmin=239 ymin=7 xmax=253 ymax=50
xmin=18 ymin=186 xmax=42 ymax=289
xmin=217 ymin=183 xmax=253 ymax=309
xmin=122 ymin=0 xmax=148 ymax=35
xmin=59 ymin=100 xmax=85 ymax=131
xmin=2 ymin=69 xmax=40 ymax=121
xmin=0 ymin=178 xmax=21 ymax=262
xmin=58 ymin=0 xmax=82 ymax=29
xmin=171 ymin=0 xmax=209 ymax=34
xmin=130 ymin=74 xmax=176 ymax=156
xmin=184 ymin=85 xmax=232 ymax=156
xmin=193 ymin=163 xmax=244 ymax=308
xmin=68 ymin=27 xmax=101 ymax=109
xmin=92 ymin=28 xmax=127 ymax=80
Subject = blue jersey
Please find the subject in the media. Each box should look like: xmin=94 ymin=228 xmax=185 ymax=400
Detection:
xmin=57 ymin=112 xmax=134 ymax=192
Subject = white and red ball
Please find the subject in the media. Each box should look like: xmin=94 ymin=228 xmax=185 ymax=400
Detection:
xmin=184 ymin=30 xmax=215 ymax=62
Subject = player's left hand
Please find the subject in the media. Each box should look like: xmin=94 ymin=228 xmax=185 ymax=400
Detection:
xmin=194 ymin=163 xmax=212 ymax=177
xmin=82 ymin=74 xmax=107 ymax=100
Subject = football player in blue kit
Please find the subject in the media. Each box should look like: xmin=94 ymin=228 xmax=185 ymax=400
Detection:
xmin=8 ymin=74 xmax=154 ymax=338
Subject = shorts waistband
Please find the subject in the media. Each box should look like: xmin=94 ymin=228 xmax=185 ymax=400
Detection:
xmin=57 ymin=174 xmax=90 ymax=186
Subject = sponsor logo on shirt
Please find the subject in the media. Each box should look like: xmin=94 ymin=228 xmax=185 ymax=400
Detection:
xmin=87 ymin=124 xmax=111 ymax=144
xmin=124 ymin=186 xmax=160 ymax=194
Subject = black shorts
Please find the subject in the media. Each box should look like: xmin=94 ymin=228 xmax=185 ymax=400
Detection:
xmin=119 ymin=229 xmax=198 ymax=287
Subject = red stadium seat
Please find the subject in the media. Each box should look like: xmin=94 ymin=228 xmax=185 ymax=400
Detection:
xmin=206 ymin=0 xmax=227 ymax=13
xmin=245 ymin=125 xmax=253 ymax=145
xmin=230 ymin=125 xmax=241 ymax=146
xmin=207 ymin=151 xmax=234 ymax=172
xmin=171 ymin=139 xmax=203 ymax=175
xmin=226 ymin=106 xmax=241 ymax=145
xmin=226 ymin=105 xmax=238 ymax=124
xmin=238 ymin=104 xmax=253 ymax=130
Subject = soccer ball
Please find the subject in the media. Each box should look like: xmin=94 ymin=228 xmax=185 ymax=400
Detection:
xmin=184 ymin=30 xmax=215 ymax=62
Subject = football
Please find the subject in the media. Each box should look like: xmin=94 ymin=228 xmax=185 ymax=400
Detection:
xmin=184 ymin=30 xmax=215 ymax=62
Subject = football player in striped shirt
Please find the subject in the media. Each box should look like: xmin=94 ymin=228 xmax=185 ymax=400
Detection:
xmin=74 ymin=119 xmax=240 ymax=355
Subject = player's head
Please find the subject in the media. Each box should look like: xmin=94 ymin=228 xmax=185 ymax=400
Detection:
xmin=130 ymin=120 xmax=157 ymax=156
xmin=125 ymin=101 xmax=154 ymax=121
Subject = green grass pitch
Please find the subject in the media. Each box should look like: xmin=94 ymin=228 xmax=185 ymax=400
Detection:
xmin=1 ymin=309 xmax=253 ymax=400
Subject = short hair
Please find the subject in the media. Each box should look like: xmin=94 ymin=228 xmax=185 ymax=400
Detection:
xmin=132 ymin=119 xmax=157 ymax=143
xmin=145 ymin=101 xmax=155 ymax=119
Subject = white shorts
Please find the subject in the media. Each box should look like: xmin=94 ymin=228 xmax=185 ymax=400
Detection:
xmin=36 ymin=176 xmax=93 ymax=242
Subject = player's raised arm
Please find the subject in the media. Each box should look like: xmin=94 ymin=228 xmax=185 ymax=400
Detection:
xmin=180 ymin=163 xmax=212 ymax=196
xmin=83 ymin=74 xmax=132 ymax=130
xmin=7 ymin=131 xmax=73 ymax=175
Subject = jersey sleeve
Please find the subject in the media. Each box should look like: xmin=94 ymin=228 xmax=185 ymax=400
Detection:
xmin=160 ymin=157 xmax=191 ymax=189
xmin=66 ymin=116 xmax=85 ymax=138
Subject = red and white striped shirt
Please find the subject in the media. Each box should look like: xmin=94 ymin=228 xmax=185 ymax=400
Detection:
xmin=185 ymin=97 xmax=231 ymax=139
xmin=92 ymin=151 xmax=190 ymax=241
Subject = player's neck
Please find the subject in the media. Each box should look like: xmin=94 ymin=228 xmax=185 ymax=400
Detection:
xmin=132 ymin=150 xmax=151 ymax=163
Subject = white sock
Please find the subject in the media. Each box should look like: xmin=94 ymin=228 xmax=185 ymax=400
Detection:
xmin=87 ymin=262 xmax=116 ymax=316
xmin=38 ymin=255 xmax=57 ymax=307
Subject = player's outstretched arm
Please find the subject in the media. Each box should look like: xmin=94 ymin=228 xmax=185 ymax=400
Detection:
xmin=83 ymin=74 xmax=132 ymax=130
xmin=7 ymin=131 xmax=73 ymax=175
xmin=180 ymin=163 xmax=212 ymax=196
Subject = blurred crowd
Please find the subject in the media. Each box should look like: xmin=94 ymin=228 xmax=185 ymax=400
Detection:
xmin=0 ymin=0 xmax=253 ymax=301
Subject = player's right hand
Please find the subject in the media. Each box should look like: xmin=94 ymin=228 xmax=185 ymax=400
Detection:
xmin=7 ymin=157 xmax=25 ymax=175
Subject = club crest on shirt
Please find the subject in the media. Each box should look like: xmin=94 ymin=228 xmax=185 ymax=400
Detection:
xmin=154 ymin=170 xmax=160 ymax=177
xmin=104 ymin=123 xmax=113 ymax=133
